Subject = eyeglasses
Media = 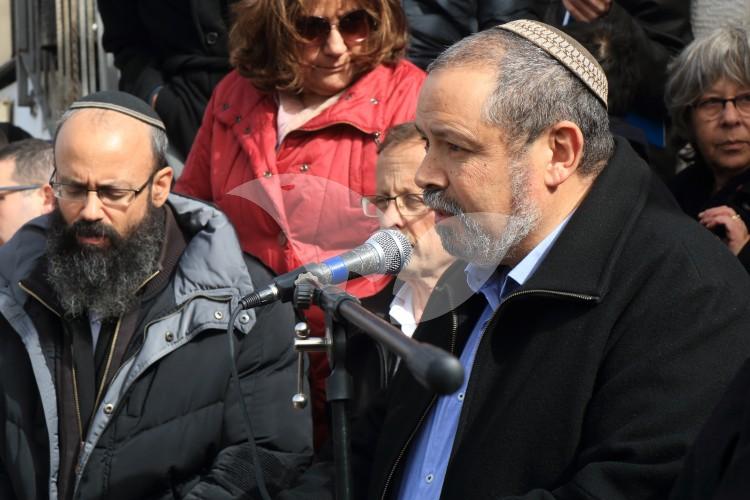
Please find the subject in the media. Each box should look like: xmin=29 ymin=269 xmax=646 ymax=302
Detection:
xmin=50 ymin=171 xmax=155 ymax=208
xmin=0 ymin=184 xmax=42 ymax=195
xmin=295 ymin=9 xmax=376 ymax=45
xmin=362 ymin=193 xmax=429 ymax=218
xmin=693 ymin=93 xmax=750 ymax=119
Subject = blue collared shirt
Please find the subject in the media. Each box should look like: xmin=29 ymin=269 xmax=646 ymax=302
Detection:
xmin=396 ymin=215 xmax=572 ymax=500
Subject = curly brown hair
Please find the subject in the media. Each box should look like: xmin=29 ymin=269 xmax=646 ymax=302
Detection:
xmin=229 ymin=0 xmax=407 ymax=94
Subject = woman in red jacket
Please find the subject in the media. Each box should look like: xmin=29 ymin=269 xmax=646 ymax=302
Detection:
xmin=175 ymin=0 xmax=425 ymax=446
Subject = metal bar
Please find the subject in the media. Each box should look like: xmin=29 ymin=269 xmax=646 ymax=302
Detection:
xmin=78 ymin=0 xmax=88 ymax=95
xmin=13 ymin=0 xmax=32 ymax=105
xmin=86 ymin=0 xmax=96 ymax=92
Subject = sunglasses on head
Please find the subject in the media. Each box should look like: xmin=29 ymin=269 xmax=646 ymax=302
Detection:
xmin=295 ymin=9 xmax=376 ymax=45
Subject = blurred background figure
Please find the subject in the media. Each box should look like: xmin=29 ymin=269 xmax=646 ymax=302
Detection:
xmin=98 ymin=0 xmax=237 ymax=169
xmin=175 ymin=0 xmax=425 ymax=447
xmin=402 ymin=0 xmax=539 ymax=70
xmin=0 ymin=139 xmax=55 ymax=245
xmin=0 ymin=123 xmax=33 ymax=148
xmin=691 ymin=0 xmax=750 ymax=40
xmin=363 ymin=122 xmax=455 ymax=332
xmin=537 ymin=0 xmax=692 ymax=178
xmin=349 ymin=122 xmax=455 ymax=415
xmin=563 ymin=19 xmax=650 ymax=162
xmin=666 ymin=25 xmax=750 ymax=271
xmin=538 ymin=0 xmax=691 ymax=122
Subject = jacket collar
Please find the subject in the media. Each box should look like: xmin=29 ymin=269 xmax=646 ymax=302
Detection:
xmin=215 ymin=63 xmax=406 ymax=135
xmin=519 ymin=137 xmax=652 ymax=301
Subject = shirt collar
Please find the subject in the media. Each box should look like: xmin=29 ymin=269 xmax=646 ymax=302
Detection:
xmin=388 ymin=281 xmax=418 ymax=337
xmin=465 ymin=212 xmax=574 ymax=310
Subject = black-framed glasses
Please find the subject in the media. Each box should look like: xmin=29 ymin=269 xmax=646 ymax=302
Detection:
xmin=362 ymin=193 xmax=429 ymax=218
xmin=693 ymin=93 xmax=750 ymax=119
xmin=50 ymin=171 xmax=155 ymax=208
xmin=295 ymin=9 xmax=376 ymax=45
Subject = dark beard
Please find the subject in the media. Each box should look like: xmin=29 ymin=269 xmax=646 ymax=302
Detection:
xmin=45 ymin=205 xmax=166 ymax=318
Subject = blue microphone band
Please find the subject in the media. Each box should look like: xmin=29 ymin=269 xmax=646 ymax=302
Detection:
xmin=322 ymin=256 xmax=350 ymax=283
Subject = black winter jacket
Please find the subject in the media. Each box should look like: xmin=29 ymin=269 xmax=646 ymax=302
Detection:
xmin=98 ymin=0 xmax=236 ymax=160
xmin=0 ymin=195 xmax=312 ymax=499
xmin=539 ymin=0 xmax=692 ymax=121
xmin=403 ymin=0 xmax=539 ymax=70
xmin=280 ymin=138 xmax=750 ymax=499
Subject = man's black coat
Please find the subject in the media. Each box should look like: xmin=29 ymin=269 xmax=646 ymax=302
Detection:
xmin=281 ymin=138 xmax=750 ymax=499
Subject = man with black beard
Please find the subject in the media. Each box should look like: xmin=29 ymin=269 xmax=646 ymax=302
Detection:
xmin=280 ymin=20 xmax=750 ymax=500
xmin=0 ymin=91 xmax=312 ymax=500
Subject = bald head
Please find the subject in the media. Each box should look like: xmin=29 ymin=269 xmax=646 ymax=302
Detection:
xmin=55 ymin=108 xmax=167 ymax=174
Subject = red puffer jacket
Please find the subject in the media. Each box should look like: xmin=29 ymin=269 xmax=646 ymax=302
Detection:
xmin=177 ymin=60 xmax=425 ymax=300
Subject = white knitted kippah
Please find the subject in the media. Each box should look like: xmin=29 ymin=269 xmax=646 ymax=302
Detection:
xmin=497 ymin=19 xmax=609 ymax=109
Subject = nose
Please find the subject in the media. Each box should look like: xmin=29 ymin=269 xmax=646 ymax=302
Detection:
xmin=380 ymin=200 xmax=405 ymax=229
xmin=720 ymin=100 xmax=742 ymax=125
xmin=323 ymin=26 xmax=348 ymax=56
xmin=414 ymin=151 xmax=446 ymax=192
xmin=79 ymin=190 xmax=105 ymax=221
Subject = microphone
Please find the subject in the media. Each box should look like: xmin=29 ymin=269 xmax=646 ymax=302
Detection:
xmin=239 ymin=229 xmax=412 ymax=309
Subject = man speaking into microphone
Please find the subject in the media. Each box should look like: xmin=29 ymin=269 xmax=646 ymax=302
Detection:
xmin=280 ymin=20 xmax=750 ymax=500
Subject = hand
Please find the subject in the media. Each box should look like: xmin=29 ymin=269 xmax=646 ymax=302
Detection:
xmin=562 ymin=0 xmax=613 ymax=22
xmin=698 ymin=205 xmax=750 ymax=255
xmin=148 ymin=85 xmax=163 ymax=109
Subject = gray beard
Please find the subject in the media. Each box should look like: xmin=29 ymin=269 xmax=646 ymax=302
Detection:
xmin=423 ymin=158 xmax=540 ymax=267
xmin=45 ymin=206 xmax=166 ymax=318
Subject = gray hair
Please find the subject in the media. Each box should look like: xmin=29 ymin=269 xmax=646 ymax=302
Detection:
xmin=666 ymin=25 xmax=750 ymax=140
xmin=54 ymin=108 xmax=168 ymax=172
xmin=428 ymin=27 xmax=614 ymax=176
xmin=377 ymin=122 xmax=421 ymax=154
xmin=0 ymin=138 xmax=54 ymax=184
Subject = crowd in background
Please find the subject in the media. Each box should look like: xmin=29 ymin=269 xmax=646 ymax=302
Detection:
xmin=2 ymin=0 xmax=750 ymax=499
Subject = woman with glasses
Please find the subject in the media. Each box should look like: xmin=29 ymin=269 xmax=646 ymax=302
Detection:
xmin=175 ymin=0 xmax=424 ymax=446
xmin=666 ymin=26 xmax=750 ymax=271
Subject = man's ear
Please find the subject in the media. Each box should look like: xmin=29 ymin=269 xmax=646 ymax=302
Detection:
xmin=151 ymin=166 xmax=174 ymax=207
xmin=543 ymin=121 xmax=584 ymax=188
xmin=39 ymin=184 xmax=56 ymax=214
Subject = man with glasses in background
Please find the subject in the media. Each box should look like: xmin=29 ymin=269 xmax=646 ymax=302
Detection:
xmin=0 ymin=91 xmax=311 ymax=500
xmin=361 ymin=122 xmax=455 ymax=338
xmin=0 ymin=138 xmax=55 ymax=245
xmin=348 ymin=122 xmax=457 ymax=416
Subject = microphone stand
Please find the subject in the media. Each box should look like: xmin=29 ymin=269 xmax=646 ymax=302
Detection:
xmin=291 ymin=276 xmax=464 ymax=500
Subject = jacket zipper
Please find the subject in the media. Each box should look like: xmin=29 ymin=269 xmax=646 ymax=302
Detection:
xmin=379 ymin=287 xmax=595 ymax=498
xmin=380 ymin=294 xmax=459 ymax=500
xmin=71 ymin=292 xmax=236 ymax=494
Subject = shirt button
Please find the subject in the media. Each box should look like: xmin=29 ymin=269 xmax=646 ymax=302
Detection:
xmin=103 ymin=403 xmax=114 ymax=414
xmin=425 ymin=473 xmax=434 ymax=483
xmin=205 ymin=31 xmax=219 ymax=45
xmin=235 ymin=115 xmax=242 ymax=123
xmin=300 ymin=163 xmax=309 ymax=172
xmin=165 ymin=331 xmax=174 ymax=342
xmin=263 ymin=171 xmax=272 ymax=178
xmin=457 ymin=392 xmax=464 ymax=401
xmin=370 ymin=97 xmax=379 ymax=105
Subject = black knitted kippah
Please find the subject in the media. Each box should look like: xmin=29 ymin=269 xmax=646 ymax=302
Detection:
xmin=68 ymin=90 xmax=166 ymax=131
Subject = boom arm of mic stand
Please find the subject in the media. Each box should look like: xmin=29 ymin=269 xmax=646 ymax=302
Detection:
xmin=316 ymin=285 xmax=464 ymax=395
